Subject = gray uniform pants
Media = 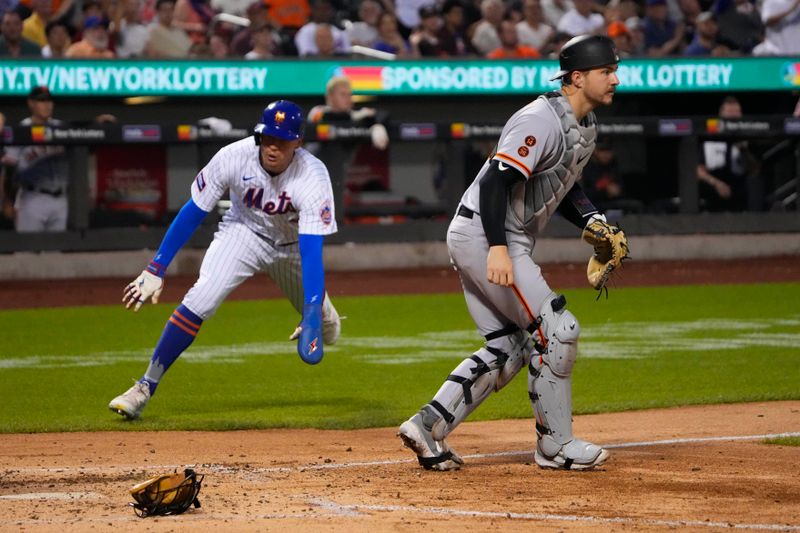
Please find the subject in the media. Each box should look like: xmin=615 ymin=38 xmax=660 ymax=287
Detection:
xmin=447 ymin=210 xmax=554 ymax=335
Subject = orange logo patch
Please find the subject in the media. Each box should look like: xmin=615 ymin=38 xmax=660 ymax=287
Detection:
xmin=275 ymin=111 xmax=286 ymax=124
xmin=525 ymin=135 xmax=536 ymax=146
xmin=518 ymin=146 xmax=529 ymax=157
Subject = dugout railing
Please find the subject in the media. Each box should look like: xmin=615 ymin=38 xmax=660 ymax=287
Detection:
xmin=0 ymin=115 xmax=798 ymax=254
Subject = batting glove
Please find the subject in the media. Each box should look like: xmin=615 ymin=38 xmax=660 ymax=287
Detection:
xmin=296 ymin=302 xmax=323 ymax=365
xmin=123 ymin=270 xmax=164 ymax=312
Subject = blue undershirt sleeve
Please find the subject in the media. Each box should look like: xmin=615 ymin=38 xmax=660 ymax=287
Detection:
xmin=147 ymin=199 xmax=209 ymax=277
xmin=298 ymin=233 xmax=325 ymax=305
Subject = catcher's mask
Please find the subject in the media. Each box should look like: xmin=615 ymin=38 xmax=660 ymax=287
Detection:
xmin=129 ymin=468 xmax=204 ymax=518
xmin=254 ymin=99 xmax=305 ymax=145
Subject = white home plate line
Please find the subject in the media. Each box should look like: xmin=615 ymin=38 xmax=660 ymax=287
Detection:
xmin=5 ymin=432 xmax=800 ymax=476
xmin=308 ymin=498 xmax=800 ymax=531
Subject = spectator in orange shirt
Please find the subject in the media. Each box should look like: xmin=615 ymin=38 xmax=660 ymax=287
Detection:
xmin=267 ymin=0 xmax=310 ymax=31
xmin=66 ymin=16 xmax=115 ymax=57
xmin=486 ymin=18 xmax=541 ymax=58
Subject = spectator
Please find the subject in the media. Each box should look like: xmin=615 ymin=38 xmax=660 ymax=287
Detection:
xmin=144 ymin=0 xmax=193 ymax=57
xmin=394 ymin=0 xmax=437 ymax=37
xmin=437 ymin=0 xmax=470 ymax=56
xmin=713 ymin=0 xmax=763 ymax=53
xmin=173 ymin=0 xmax=217 ymax=44
xmin=294 ymin=0 xmax=350 ymax=56
xmin=266 ymin=0 xmax=310 ymax=31
xmin=557 ymin=0 xmax=604 ymax=36
xmin=607 ymin=20 xmax=634 ymax=56
xmin=66 ymin=15 xmax=114 ymax=57
xmin=516 ymin=0 xmax=554 ymax=50
xmin=210 ymin=0 xmax=251 ymax=16
xmin=410 ymin=4 xmax=443 ymax=56
xmin=684 ymin=11 xmax=731 ymax=55
xmin=113 ymin=0 xmax=149 ymax=58
xmin=209 ymin=31 xmax=230 ymax=57
xmin=487 ymin=17 xmax=540 ymax=57
xmin=347 ymin=0 xmax=382 ymax=47
xmin=22 ymin=0 xmax=51 ymax=47
xmin=244 ymin=22 xmax=274 ymax=58
xmin=41 ymin=19 xmax=70 ymax=57
xmin=0 ymin=10 xmax=41 ymax=57
xmin=312 ymin=22 xmax=341 ymax=56
xmin=230 ymin=1 xmax=273 ymax=56
xmin=372 ymin=11 xmax=411 ymax=55
xmin=605 ymin=0 xmax=639 ymax=24
xmin=1 ymin=86 xmax=69 ymax=233
xmin=540 ymin=0 xmax=572 ymax=28
xmin=625 ymin=15 xmax=646 ymax=54
xmin=753 ymin=0 xmax=800 ymax=55
xmin=470 ymin=0 xmax=504 ymax=55
xmin=543 ymin=29 xmax=571 ymax=56
xmin=643 ymin=0 xmax=684 ymax=56
xmin=697 ymin=96 xmax=756 ymax=212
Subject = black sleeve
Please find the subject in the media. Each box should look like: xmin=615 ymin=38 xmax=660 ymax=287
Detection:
xmin=479 ymin=159 xmax=526 ymax=246
xmin=557 ymin=181 xmax=600 ymax=230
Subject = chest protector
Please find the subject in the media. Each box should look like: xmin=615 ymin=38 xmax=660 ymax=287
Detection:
xmin=507 ymin=93 xmax=597 ymax=236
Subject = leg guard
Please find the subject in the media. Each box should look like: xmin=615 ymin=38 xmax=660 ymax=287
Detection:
xmin=528 ymin=294 xmax=608 ymax=470
xmin=426 ymin=327 xmax=535 ymax=441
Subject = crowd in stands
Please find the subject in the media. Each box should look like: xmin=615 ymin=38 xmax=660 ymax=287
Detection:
xmin=0 ymin=0 xmax=798 ymax=60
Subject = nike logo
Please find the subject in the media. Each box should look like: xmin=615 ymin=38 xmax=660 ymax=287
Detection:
xmin=498 ymin=161 xmax=509 ymax=171
xmin=243 ymin=175 xmax=256 ymax=181
xmin=576 ymin=153 xmax=591 ymax=166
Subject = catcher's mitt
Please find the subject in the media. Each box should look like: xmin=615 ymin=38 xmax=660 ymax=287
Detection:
xmin=581 ymin=218 xmax=630 ymax=293
xmin=129 ymin=468 xmax=203 ymax=518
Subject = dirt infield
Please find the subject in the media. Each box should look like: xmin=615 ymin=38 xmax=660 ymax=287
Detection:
xmin=1 ymin=257 xmax=799 ymax=531
xmin=1 ymin=402 xmax=799 ymax=531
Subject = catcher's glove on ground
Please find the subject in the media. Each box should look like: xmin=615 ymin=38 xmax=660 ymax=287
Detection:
xmin=123 ymin=270 xmax=164 ymax=311
xmin=582 ymin=216 xmax=630 ymax=291
xmin=129 ymin=468 xmax=203 ymax=518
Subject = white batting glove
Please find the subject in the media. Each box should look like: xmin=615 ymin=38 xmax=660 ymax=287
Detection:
xmin=370 ymin=123 xmax=389 ymax=150
xmin=289 ymin=324 xmax=302 ymax=341
xmin=123 ymin=270 xmax=164 ymax=312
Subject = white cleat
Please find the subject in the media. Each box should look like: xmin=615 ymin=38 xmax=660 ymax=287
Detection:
xmin=108 ymin=381 xmax=151 ymax=420
xmin=398 ymin=413 xmax=464 ymax=471
xmin=534 ymin=436 xmax=609 ymax=470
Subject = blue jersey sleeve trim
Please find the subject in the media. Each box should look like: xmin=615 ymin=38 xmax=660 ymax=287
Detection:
xmin=150 ymin=199 xmax=209 ymax=277
xmin=298 ymin=233 xmax=325 ymax=305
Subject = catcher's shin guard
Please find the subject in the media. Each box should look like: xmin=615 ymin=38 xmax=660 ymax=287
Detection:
xmin=426 ymin=328 xmax=535 ymax=441
xmin=528 ymin=295 xmax=608 ymax=469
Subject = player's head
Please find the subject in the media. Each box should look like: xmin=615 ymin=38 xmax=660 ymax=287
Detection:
xmin=27 ymin=85 xmax=54 ymax=121
xmin=549 ymin=35 xmax=619 ymax=84
xmin=325 ymin=76 xmax=353 ymax=112
xmin=254 ymin=100 xmax=305 ymax=145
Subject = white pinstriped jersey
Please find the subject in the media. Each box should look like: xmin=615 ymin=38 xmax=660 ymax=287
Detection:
xmin=191 ymin=138 xmax=337 ymax=244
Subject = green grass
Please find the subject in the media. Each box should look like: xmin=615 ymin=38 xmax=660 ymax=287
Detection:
xmin=0 ymin=283 xmax=798 ymax=433
xmin=764 ymin=437 xmax=800 ymax=446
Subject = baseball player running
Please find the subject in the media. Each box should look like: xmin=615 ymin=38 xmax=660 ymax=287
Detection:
xmin=399 ymin=35 xmax=622 ymax=470
xmin=109 ymin=100 xmax=341 ymax=420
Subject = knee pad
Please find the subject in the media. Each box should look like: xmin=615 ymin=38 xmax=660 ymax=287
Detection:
xmin=528 ymin=294 xmax=580 ymax=445
xmin=426 ymin=327 xmax=535 ymax=440
xmin=535 ymin=295 xmax=580 ymax=377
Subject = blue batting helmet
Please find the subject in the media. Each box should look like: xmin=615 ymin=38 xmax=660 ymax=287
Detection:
xmin=254 ymin=100 xmax=305 ymax=144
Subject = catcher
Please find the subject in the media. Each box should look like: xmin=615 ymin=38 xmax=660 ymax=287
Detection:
xmin=398 ymin=35 xmax=629 ymax=471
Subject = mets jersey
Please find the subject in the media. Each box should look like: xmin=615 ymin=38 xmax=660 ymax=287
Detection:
xmin=460 ymin=91 xmax=597 ymax=236
xmin=191 ymin=138 xmax=337 ymax=244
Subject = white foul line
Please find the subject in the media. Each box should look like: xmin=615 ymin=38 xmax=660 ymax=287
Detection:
xmin=6 ymin=431 xmax=800 ymax=476
xmin=308 ymin=498 xmax=800 ymax=531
